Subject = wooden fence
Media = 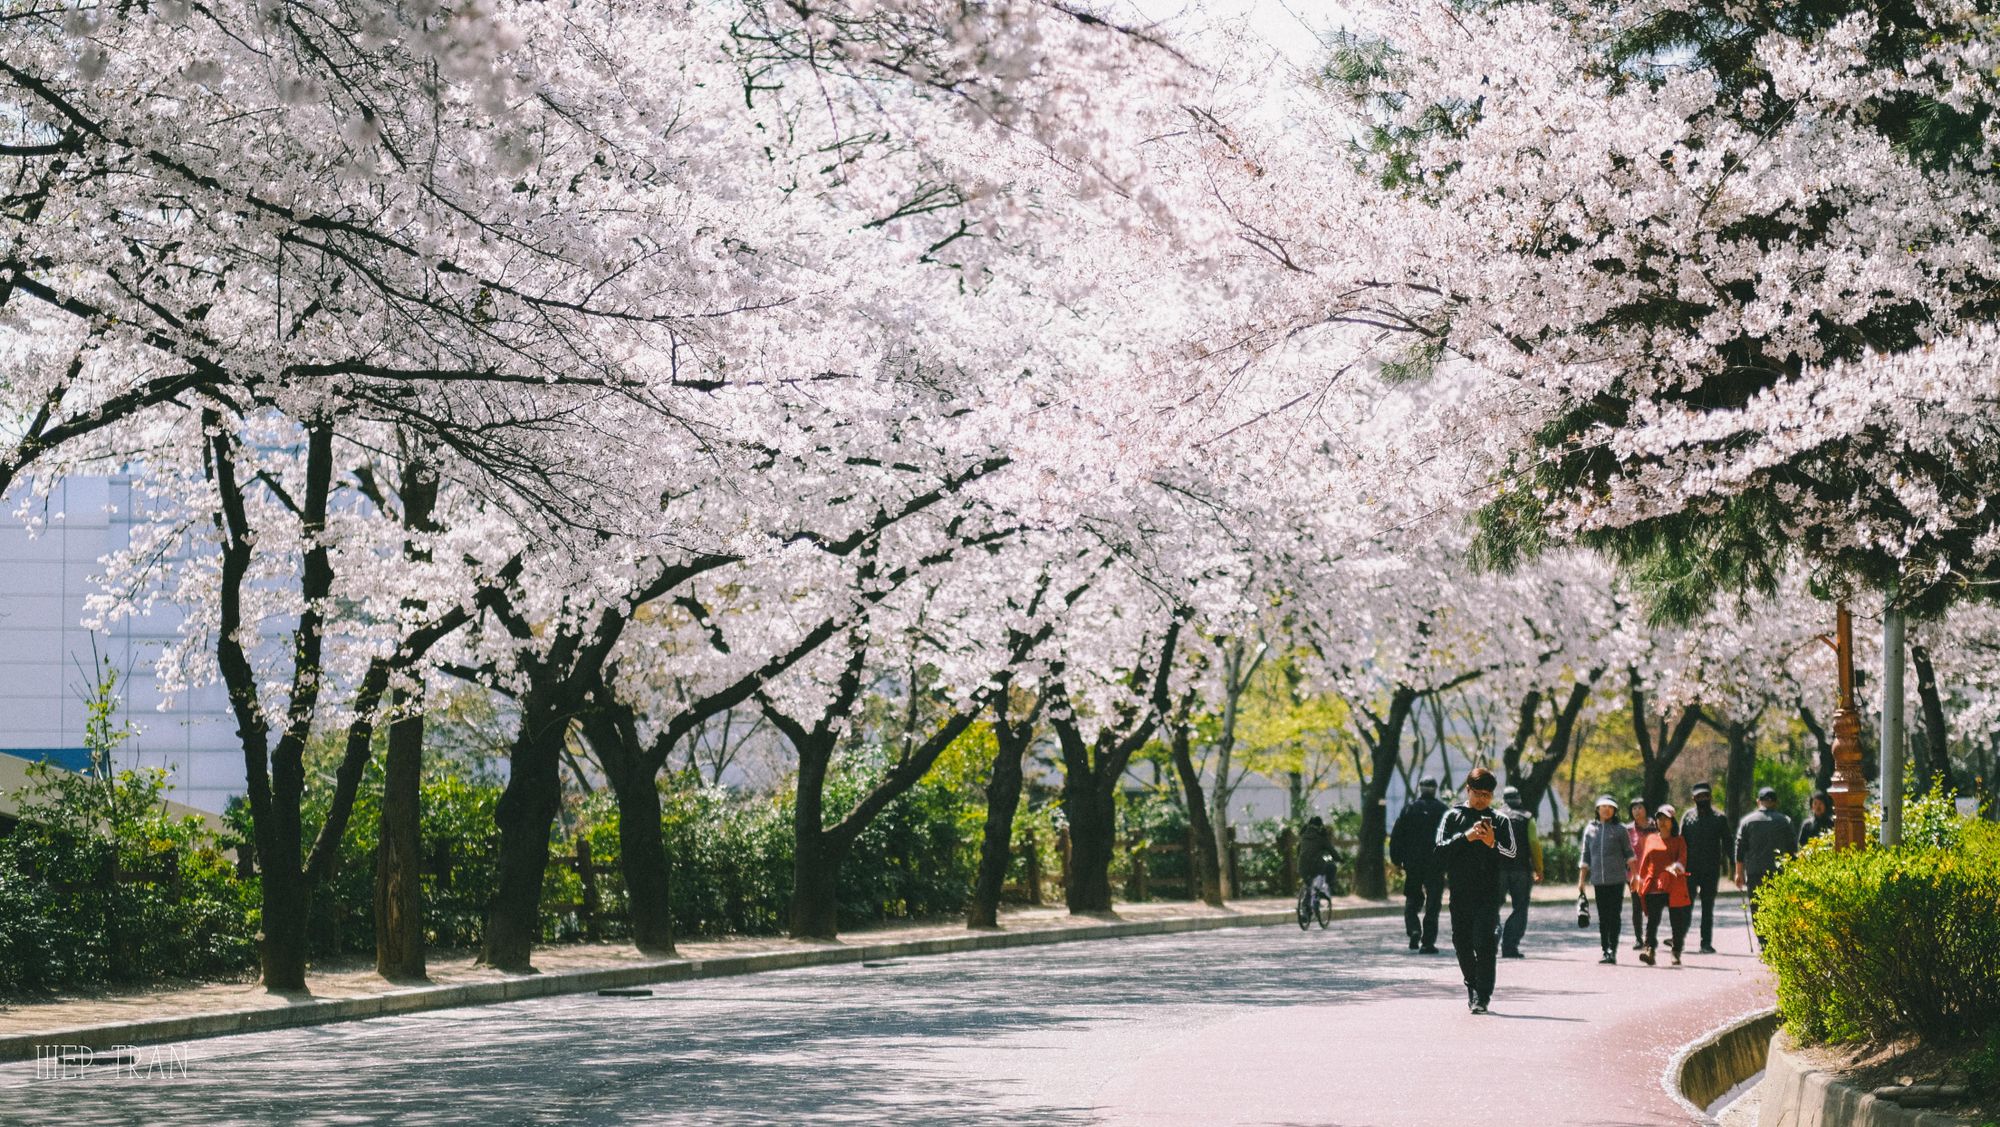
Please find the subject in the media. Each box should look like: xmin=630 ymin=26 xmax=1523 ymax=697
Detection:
xmin=1002 ymin=825 xmax=1348 ymax=905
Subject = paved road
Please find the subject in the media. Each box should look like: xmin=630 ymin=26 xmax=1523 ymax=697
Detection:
xmin=0 ymin=903 xmax=1773 ymax=1126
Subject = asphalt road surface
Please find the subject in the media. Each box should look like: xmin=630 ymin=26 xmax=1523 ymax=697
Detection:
xmin=0 ymin=901 xmax=1774 ymax=1126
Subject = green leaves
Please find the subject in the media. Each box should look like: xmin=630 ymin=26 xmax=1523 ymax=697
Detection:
xmin=1758 ymin=801 xmax=2000 ymax=1045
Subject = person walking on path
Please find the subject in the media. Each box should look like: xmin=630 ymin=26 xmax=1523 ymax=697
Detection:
xmin=1494 ymin=786 xmax=1540 ymax=958
xmin=1734 ymin=786 xmax=1797 ymax=938
xmin=1578 ymin=796 xmax=1634 ymax=963
xmin=1797 ymin=791 xmax=1833 ymax=847
xmin=1680 ymin=782 xmax=1731 ymax=954
xmin=1435 ymin=767 xmax=1517 ymax=1013
xmin=1626 ymin=797 xmax=1653 ymax=952
xmin=1636 ymin=805 xmax=1693 ymax=965
xmin=1391 ymin=778 xmax=1448 ymax=953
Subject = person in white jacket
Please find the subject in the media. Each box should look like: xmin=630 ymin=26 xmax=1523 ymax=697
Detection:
xmin=1577 ymin=796 xmax=1635 ymax=964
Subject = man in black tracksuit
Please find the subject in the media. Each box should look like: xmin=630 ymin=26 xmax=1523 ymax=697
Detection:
xmin=1390 ymin=778 xmax=1448 ymax=952
xmin=1435 ymin=767 xmax=1517 ymax=1014
xmin=1679 ymin=781 xmax=1732 ymax=954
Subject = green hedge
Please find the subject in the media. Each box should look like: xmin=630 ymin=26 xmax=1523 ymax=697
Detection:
xmin=1757 ymin=795 xmax=2000 ymax=1045
xmin=0 ymin=765 xmax=258 ymax=992
xmin=292 ymin=741 xmax=987 ymax=954
xmin=0 ymin=724 xmax=1270 ymax=991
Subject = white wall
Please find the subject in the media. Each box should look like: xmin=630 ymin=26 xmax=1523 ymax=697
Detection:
xmin=0 ymin=477 xmax=244 ymax=813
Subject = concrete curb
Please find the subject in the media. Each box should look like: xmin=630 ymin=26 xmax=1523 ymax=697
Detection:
xmin=1753 ymin=1032 xmax=1981 ymax=1127
xmin=1667 ymin=1006 xmax=1782 ymax=1124
xmin=0 ymin=902 xmax=1367 ymax=1062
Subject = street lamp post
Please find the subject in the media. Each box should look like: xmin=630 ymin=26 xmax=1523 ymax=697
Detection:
xmin=1829 ymin=604 xmax=1869 ymax=850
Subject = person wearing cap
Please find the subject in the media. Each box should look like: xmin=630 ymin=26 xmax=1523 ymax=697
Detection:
xmin=1797 ymin=791 xmax=1834 ymax=847
xmin=1390 ymin=777 xmax=1449 ymax=953
xmin=1626 ymin=797 xmax=1653 ymax=951
xmin=1434 ymin=767 xmax=1518 ymax=1013
xmin=1577 ymin=795 xmax=1635 ymax=963
xmin=1680 ymin=781 xmax=1732 ymax=954
xmin=1734 ymin=786 xmax=1798 ymax=937
xmin=1635 ymin=804 xmax=1693 ymax=964
xmin=1493 ymin=785 xmax=1540 ymax=958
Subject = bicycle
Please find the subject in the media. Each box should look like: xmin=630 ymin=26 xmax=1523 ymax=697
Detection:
xmin=1296 ymin=873 xmax=1334 ymax=930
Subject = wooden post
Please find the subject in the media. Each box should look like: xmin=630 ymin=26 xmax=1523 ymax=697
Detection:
xmin=1830 ymin=603 xmax=1869 ymax=850
xmin=1216 ymin=823 xmax=1232 ymax=895
xmin=577 ymin=838 xmax=602 ymax=942
xmin=1022 ymin=828 xmax=1044 ymax=905
xmin=1279 ymin=826 xmax=1299 ymax=893
xmin=1126 ymin=837 xmax=1149 ymax=901
xmin=1057 ymin=825 xmax=1071 ymax=901
xmin=1185 ymin=826 xmax=1201 ymax=901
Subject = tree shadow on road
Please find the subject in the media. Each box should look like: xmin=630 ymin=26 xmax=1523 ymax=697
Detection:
xmin=0 ymin=906 xmax=1707 ymax=1126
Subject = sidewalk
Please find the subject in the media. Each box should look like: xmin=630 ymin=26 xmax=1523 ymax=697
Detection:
xmin=0 ymin=884 xmax=1590 ymax=1061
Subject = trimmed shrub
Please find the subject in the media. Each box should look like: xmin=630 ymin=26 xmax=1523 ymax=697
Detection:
xmin=1757 ymin=795 xmax=2000 ymax=1045
xmin=0 ymin=764 xmax=257 ymax=992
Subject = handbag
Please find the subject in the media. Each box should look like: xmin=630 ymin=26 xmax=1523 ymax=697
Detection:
xmin=1575 ymin=890 xmax=1591 ymax=928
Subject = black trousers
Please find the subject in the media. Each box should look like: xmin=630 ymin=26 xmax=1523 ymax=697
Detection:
xmin=1497 ymin=868 xmax=1532 ymax=953
xmin=1630 ymin=881 xmax=1647 ymax=946
xmin=1688 ymin=868 xmax=1720 ymax=946
xmin=1745 ymin=870 xmax=1771 ymax=938
xmin=1642 ymin=892 xmax=1692 ymax=953
xmin=1592 ymin=883 xmax=1625 ymax=954
xmin=1403 ymin=861 xmax=1444 ymax=945
xmin=1449 ymin=894 xmax=1501 ymax=1000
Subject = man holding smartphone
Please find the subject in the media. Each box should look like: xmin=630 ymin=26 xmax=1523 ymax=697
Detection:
xmin=1434 ymin=767 xmax=1518 ymax=1014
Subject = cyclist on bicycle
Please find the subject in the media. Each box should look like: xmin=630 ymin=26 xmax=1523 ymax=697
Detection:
xmin=1297 ymin=815 xmax=1340 ymax=901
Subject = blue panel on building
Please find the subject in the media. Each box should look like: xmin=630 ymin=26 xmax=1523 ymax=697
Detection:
xmin=3 ymin=748 xmax=95 ymax=773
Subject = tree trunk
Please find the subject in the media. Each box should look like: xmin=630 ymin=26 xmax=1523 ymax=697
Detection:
xmin=790 ymin=830 xmax=844 ymax=940
xmin=1355 ymin=780 xmax=1391 ymax=901
xmin=1209 ymin=742 xmax=1234 ymax=900
xmin=1985 ymin=732 xmax=1999 ymax=820
xmin=261 ymin=862 xmax=310 ymax=992
xmin=1500 ymin=690 xmax=1542 ymax=792
xmin=374 ymin=703 xmax=427 ymax=981
xmin=1630 ymin=672 xmax=1698 ymax=808
xmin=1516 ymin=675 xmax=1597 ymax=817
xmin=614 ymin=766 xmax=675 ymax=955
xmin=1169 ymin=722 xmax=1224 ymax=907
xmin=374 ymin=444 xmax=439 ymax=983
xmin=483 ymin=709 xmax=567 ymax=972
xmin=1724 ymin=722 xmax=1757 ymax=827
xmin=1063 ymin=775 xmax=1117 ymax=914
xmin=1800 ymin=704 xmax=1835 ymax=792
xmin=1641 ymin=755 xmax=1672 ymax=811
xmin=788 ymin=739 xmax=839 ymax=939
xmin=971 ymin=722 xmax=1031 ymax=928
xmin=1352 ymin=686 xmax=1417 ymax=900
xmin=1911 ymin=643 xmax=1949 ymax=795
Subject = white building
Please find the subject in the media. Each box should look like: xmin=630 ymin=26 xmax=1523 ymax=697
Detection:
xmin=0 ymin=476 xmax=244 ymax=813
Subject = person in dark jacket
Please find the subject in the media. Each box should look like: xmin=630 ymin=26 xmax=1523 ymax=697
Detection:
xmin=1680 ymin=781 xmax=1732 ymax=954
xmin=1797 ymin=791 xmax=1833 ymax=847
xmin=1494 ymin=786 xmax=1539 ymax=958
xmin=1435 ymin=767 xmax=1517 ymax=1013
xmin=1297 ymin=815 xmax=1339 ymax=896
xmin=1735 ymin=786 xmax=1798 ymax=938
xmin=1390 ymin=778 xmax=1448 ymax=953
xmin=1577 ymin=796 xmax=1634 ymax=963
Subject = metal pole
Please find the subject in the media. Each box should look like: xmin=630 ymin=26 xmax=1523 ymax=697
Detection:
xmin=1881 ymin=586 xmax=1906 ymax=846
xmin=1829 ymin=604 xmax=1868 ymax=850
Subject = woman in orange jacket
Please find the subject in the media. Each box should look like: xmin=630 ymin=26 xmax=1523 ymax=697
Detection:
xmin=1635 ymin=805 xmax=1693 ymax=965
